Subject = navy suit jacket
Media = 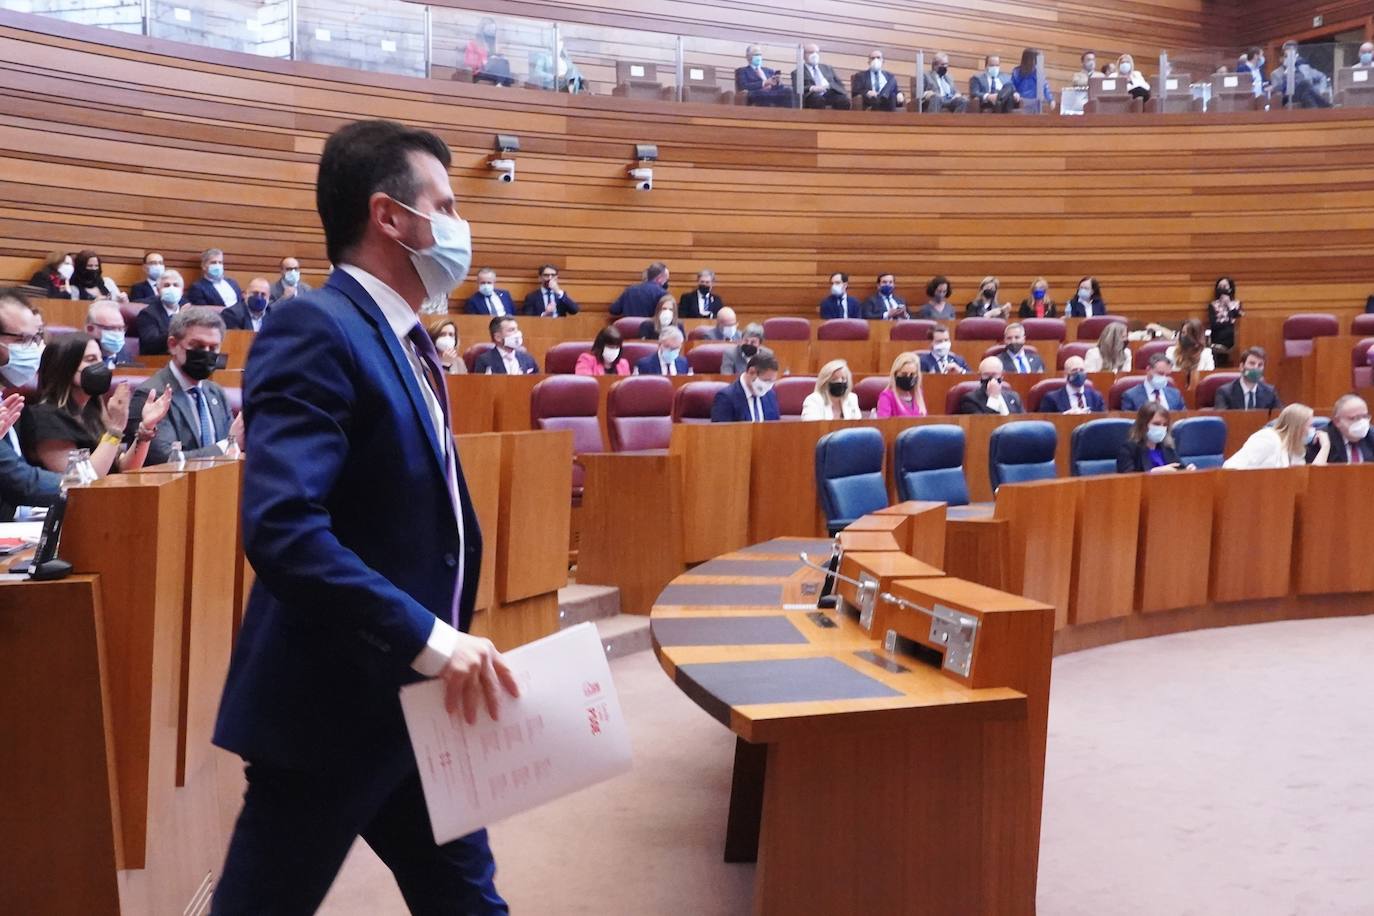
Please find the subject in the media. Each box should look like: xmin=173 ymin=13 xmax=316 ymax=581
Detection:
xmin=1212 ymin=379 xmax=1281 ymax=411
xmin=918 ymin=352 xmax=970 ymax=374
xmin=711 ymin=380 xmax=780 ymax=422
xmin=129 ymin=279 xmax=157 ymax=302
xmin=1039 ymin=385 xmax=1106 ymax=413
xmin=133 ymin=301 xmax=175 ymax=355
xmin=214 ymin=269 xmax=482 ymax=769
xmin=819 ymin=294 xmax=864 ymax=320
xmin=851 ymin=69 xmax=901 ymax=108
xmin=521 ymin=288 xmax=580 ymax=317
xmin=0 ymin=430 xmax=61 ymax=521
xmin=187 ymin=276 xmax=243 ymax=307
xmin=735 ymin=65 xmax=781 ymax=92
xmin=999 ymin=349 xmax=1046 ymax=373
xmin=634 ymin=353 xmax=690 ymax=376
xmin=861 ymin=294 xmax=909 ymax=320
xmin=473 ymin=348 xmax=539 ymax=375
xmin=1066 ymin=296 xmax=1109 ymax=318
xmin=463 ymin=288 xmax=517 ymax=316
xmin=678 ymin=290 xmax=722 ymax=319
xmin=1121 ymin=383 xmax=1186 ymax=412
xmin=221 ymin=301 xmax=269 ymax=331
xmin=610 ymin=280 xmax=667 ymax=318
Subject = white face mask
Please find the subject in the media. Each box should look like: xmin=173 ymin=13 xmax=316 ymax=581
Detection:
xmin=502 ymin=332 xmax=522 ymax=351
xmin=1078 ymin=287 xmax=1093 ymax=299
xmin=0 ymin=342 xmax=43 ymax=387
xmin=807 ymin=53 xmax=820 ymax=66
xmin=602 ymin=346 xmax=621 ymax=363
xmin=932 ymin=341 xmax=951 ymax=357
xmin=869 ymin=59 xmax=883 ymax=73
xmin=1118 ymin=61 xmax=1132 ymax=74
xmin=57 ymin=263 xmax=74 ymax=280
xmin=751 ymin=378 xmax=774 ymax=397
xmin=720 ymin=324 xmax=738 ymax=339
xmin=658 ymin=309 xmax=674 ymax=327
xmin=435 ymin=334 xmax=455 ymax=351
xmin=1346 ymin=418 xmax=1371 ymax=441
xmin=394 ymin=200 xmax=473 ymax=302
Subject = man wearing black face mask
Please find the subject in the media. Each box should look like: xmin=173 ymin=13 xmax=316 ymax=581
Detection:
xmin=222 ymin=276 xmax=273 ymax=332
xmin=678 ymin=268 xmax=724 ymax=319
xmin=125 ymin=306 xmax=241 ymax=466
xmin=921 ymin=52 xmax=968 ymax=112
xmin=959 ymin=357 xmax=1025 ymax=415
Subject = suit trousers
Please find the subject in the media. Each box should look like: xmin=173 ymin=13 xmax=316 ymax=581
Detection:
xmin=213 ymin=736 xmax=506 ymax=915
xmin=804 ymin=87 xmax=851 ymax=110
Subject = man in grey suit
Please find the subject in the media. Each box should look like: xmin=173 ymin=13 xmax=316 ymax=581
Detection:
xmin=921 ymin=52 xmax=969 ymax=112
xmin=269 ymin=255 xmax=312 ymax=306
xmin=970 ymin=54 xmax=1018 ymax=112
xmin=702 ymin=307 xmax=741 ymax=341
xmin=125 ymin=306 xmax=243 ymax=466
xmin=794 ymin=43 xmax=851 ymax=110
xmin=721 ymin=323 xmax=774 ymax=375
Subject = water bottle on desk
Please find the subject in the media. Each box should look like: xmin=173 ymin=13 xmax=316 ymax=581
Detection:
xmin=76 ymin=448 xmax=97 ymax=485
xmin=167 ymin=440 xmax=186 ymax=469
xmin=60 ymin=450 xmax=84 ymax=492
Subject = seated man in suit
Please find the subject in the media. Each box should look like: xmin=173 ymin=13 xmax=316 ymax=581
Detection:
xmin=999 ymin=323 xmax=1045 ymax=373
xmin=125 ymin=306 xmax=242 ymax=466
xmin=222 ymin=277 xmax=273 ymax=332
xmin=678 ymin=268 xmax=723 ymax=318
xmin=634 ymin=326 xmax=691 ymax=376
xmin=269 ymin=256 xmax=312 ymax=307
xmin=85 ymin=299 xmax=131 ymax=368
xmin=1040 ymin=356 xmax=1105 ymax=413
xmin=852 ymin=49 xmax=905 ymax=111
xmin=959 ymin=357 xmax=1024 ymax=415
xmin=921 ymin=52 xmax=969 ymax=112
xmin=610 ymin=261 xmax=670 ymax=317
xmin=187 ymin=247 xmax=243 ymax=307
xmin=1307 ymin=394 xmax=1373 ymax=464
xmin=463 ymin=267 xmax=516 ymax=316
xmin=736 ymin=44 xmax=794 ymax=107
xmin=703 ymin=307 xmax=740 ymax=341
xmin=133 ymin=268 xmax=187 ymax=356
xmin=862 ymin=273 xmax=910 ymax=320
xmin=1121 ymin=353 xmax=1186 ymax=411
xmin=819 ymin=272 xmax=864 ymax=319
xmin=721 ymin=323 xmax=773 ymax=376
xmin=1212 ymin=347 xmax=1281 ymax=410
xmin=129 ymin=251 xmax=164 ymax=302
xmin=971 ymin=54 xmax=1018 ymax=112
xmin=521 ymin=264 xmax=579 ymax=317
xmin=0 ymin=290 xmax=61 ymax=520
xmin=794 ymin=43 xmax=851 ymax=110
xmin=473 ymin=316 xmax=538 ymax=374
xmin=712 ymin=354 xmax=781 ymax=422
xmin=919 ymin=326 xmax=970 ymax=375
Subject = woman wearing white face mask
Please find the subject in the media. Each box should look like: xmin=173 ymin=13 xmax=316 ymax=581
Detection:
xmin=638 ymin=293 xmax=683 ymax=340
xmin=575 ymin=326 xmax=630 ymax=376
xmin=1117 ymin=403 xmax=1193 ymax=473
xmin=1116 ymin=54 xmax=1151 ymax=101
xmin=29 ymin=251 xmax=78 ymax=299
xmin=426 ymin=318 xmax=466 ymax=375
xmin=1225 ymin=403 xmax=1329 ymax=469
xmin=801 ymin=359 xmax=861 ymax=420
xmin=1067 ymin=276 xmax=1108 ymax=317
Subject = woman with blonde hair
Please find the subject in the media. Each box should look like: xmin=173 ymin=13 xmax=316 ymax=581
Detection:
xmin=1085 ymin=321 xmax=1131 ymax=373
xmin=876 ymin=351 xmax=927 ymax=418
xmin=638 ymin=292 xmax=682 ymax=339
xmin=801 ymin=359 xmax=861 ymax=420
xmin=1224 ymin=403 xmax=1329 ymax=469
xmin=1018 ymin=276 xmax=1057 ymax=318
xmin=965 ymin=275 xmax=1011 ymax=318
xmin=1165 ymin=318 xmax=1214 ymax=382
xmin=1117 ymin=53 xmax=1151 ymax=101
xmin=426 ymin=316 xmax=467 ymax=375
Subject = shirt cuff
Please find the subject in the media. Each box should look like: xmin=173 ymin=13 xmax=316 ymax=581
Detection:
xmin=412 ymin=617 xmax=460 ymax=677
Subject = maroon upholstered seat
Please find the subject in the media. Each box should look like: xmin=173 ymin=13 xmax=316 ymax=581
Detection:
xmin=1133 ymin=339 xmax=1172 ymax=369
xmin=1021 ymin=318 xmax=1067 ymax=341
xmin=762 ymin=317 xmax=811 ymax=341
xmin=462 ymin=342 xmax=494 ymax=372
xmin=222 ymin=386 xmax=243 ymax=415
xmin=1056 ymin=341 xmax=1092 ymax=368
xmin=620 ymin=342 xmax=657 ymax=367
xmin=1352 ymin=314 xmax=1374 ymax=336
xmin=612 ymin=317 xmax=645 ymax=340
xmin=1026 ymin=378 xmax=1068 ymax=412
xmin=1107 ymin=375 xmax=1148 ymax=411
xmin=119 ymin=299 xmax=143 ymax=328
xmin=817 ymin=319 xmax=870 ymax=341
xmin=673 ymin=381 xmax=727 ymax=423
xmin=1076 ymin=315 xmax=1127 ymax=341
xmin=1282 ymin=313 xmax=1339 ymax=358
xmin=686 ymin=343 xmax=731 ymax=375
xmin=544 ymin=341 xmax=593 ymax=374
xmin=44 ymin=324 xmax=78 ymax=337
xmin=853 ymin=376 xmax=887 ymax=413
xmin=607 ymin=376 xmax=673 ymax=452
xmin=1194 ymin=372 xmax=1240 ymax=410
xmin=944 ymin=381 xmax=979 ymax=415
xmin=687 ymin=326 xmax=714 ymax=341
xmin=955 ymin=317 xmax=1006 ymax=340
xmin=529 ymin=375 xmax=604 ymax=500
xmin=889 ymin=320 xmax=938 ymax=341
xmin=774 ymin=376 xmax=815 ymax=419
xmin=1353 ymin=338 xmax=1374 ymax=388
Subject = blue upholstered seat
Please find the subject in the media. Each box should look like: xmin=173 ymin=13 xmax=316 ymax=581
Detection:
xmin=1172 ymin=416 xmax=1227 ymax=469
xmin=815 ymin=427 xmax=888 ymax=535
xmin=987 ymin=421 xmax=1058 ymax=492
xmin=893 ymin=425 xmax=970 ymax=506
xmin=1070 ymin=418 xmax=1133 ymax=477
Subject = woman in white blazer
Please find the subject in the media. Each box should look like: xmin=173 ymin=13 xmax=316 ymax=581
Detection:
xmin=1224 ymin=403 xmax=1329 ymax=469
xmin=802 ymin=358 xmax=862 ymax=421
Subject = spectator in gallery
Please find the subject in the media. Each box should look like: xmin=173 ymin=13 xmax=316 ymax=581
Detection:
xmin=916 ymin=276 xmax=958 ymax=320
xmin=464 ymin=17 xmax=513 ymax=86
xmin=28 ymin=251 xmax=78 ymax=299
xmin=736 ymin=44 xmax=794 ymax=107
xmin=721 ymin=323 xmax=773 ymax=376
xmin=966 ymin=276 xmax=1012 ymax=319
xmin=427 ymin=317 xmax=467 ymax=375
xmin=796 ymin=43 xmax=851 ymax=110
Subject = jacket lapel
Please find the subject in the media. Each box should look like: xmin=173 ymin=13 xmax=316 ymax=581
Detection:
xmin=162 ymin=368 xmax=200 ymax=442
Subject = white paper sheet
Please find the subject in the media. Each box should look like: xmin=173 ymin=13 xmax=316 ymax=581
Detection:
xmin=400 ymin=622 xmax=633 ymax=845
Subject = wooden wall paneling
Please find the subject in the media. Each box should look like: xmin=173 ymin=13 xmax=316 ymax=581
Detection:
xmin=456 ymin=432 xmax=504 ymax=613
xmin=0 ymin=577 xmax=122 ymax=915
xmin=1294 ymin=465 xmax=1374 ymax=595
xmin=875 ymin=500 xmax=948 ymax=568
xmin=470 ymin=591 xmax=560 ymax=652
xmin=993 ymin=479 xmax=1080 ymax=629
xmin=1233 ymin=1 xmax=1374 ymax=47
xmin=1135 ymin=469 xmax=1215 ymax=612
xmin=496 ymin=429 xmax=573 ymax=603
xmin=670 ymin=421 xmax=752 ymax=563
xmin=1209 ymin=466 xmax=1300 ymax=603
xmin=943 ymin=516 xmax=1010 ymax=590
xmin=1069 ymin=473 xmax=1143 ymax=625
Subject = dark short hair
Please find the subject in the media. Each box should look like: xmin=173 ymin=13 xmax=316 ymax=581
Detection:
xmin=169 ymin=306 xmax=226 ymax=339
xmin=1241 ymin=346 xmax=1267 ymax=364
xmin=592 ymin=325 xmax=622 ymax=360
xmin=316 ymin=120 xmax=452 ymax=265
xmin=488 ymin=315 xmax=516 ymax=338
xmin=926 ymin=275 xmax=951 ymax=297
xmin=1147 ymin=353 xmax=1173 ymax=369
xmin=538 ymin=264 xmax=558 ymax=276
xmin=829 ymin=272 xmax=849 ymax=284
xmin=645 ymin=262 xmax=668 ymax=282
xmin=877 ymin=273 xmax=895 ymax=285
xmin=748 ymin=354 xmax=779 ymax=373
xmin=0 ymin=286 xmax=32 ymax=314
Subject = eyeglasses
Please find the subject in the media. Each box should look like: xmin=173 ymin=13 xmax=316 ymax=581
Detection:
xmin=0 ymin=330 xmax=43 ymax=346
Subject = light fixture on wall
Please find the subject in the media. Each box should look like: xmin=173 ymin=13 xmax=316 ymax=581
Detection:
xmin=490 ymin=134 xmax=520 ymax=183
xmin=629 ymin=143 xmax=657 ymax=192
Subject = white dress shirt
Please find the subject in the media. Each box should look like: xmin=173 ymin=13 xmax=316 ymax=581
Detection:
xmin=211 ymin=277 xmax=238 ymax=306
xmin=810 ymin=65 xmax=829 ymax=92
xmin=501 ymin=347 xmax=523 ymax=374
xmin=340 ymin=264 xmax=464 ymax=676
xmin=986 ymin=394 xmax=1010 ymax=416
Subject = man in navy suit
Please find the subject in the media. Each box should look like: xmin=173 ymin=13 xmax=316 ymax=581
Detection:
xmin=851 ymin=49 xmax=905 ymax=111
xmin=735 ymin=44 xmax=794 ymax=107
xmin=133 ymin=269 xmax=187 ymax=356
xmin=128 ymin=250 xmax=164 ymax=302
xmin=919 ymin=326 xmax=970 ymax=375
xmin=212 ymin=119 xmax=519 ymax=914
xmin=1212 ymin=347 xmax=1281 ymax=410
xmin=1039 ymin=356 xmax=1105 ymax=413
xmin=970 ymin=54 xmax=1018 ymax=112
xmin=1306 ymin=394 xmax=1373 ymax=464
xmin=0 ymin=291 xmax=61 ymax=520
xmin=520 ymin=264 xmax=579 ymax=317
xmin=998 ymin=323 xmax=1046 ymax=373
xmin=712 ymin=354 xmax=781 ymax=422
xmin=473 ymin=315 xmax=539 ymax=374
xmin=463 ymin=267 xmax=516 ymax=316
xmin=186 ymin=248 xmax=243 ymax=307
xmin=819 ymin=272 xmax=864 ymax=320
xmin=610 ymin=262 xmax=670 ymax=317
xmin=634 ymin=326 xmax=690 ymax=375
xmin=221 ymin=277 xmax=273 ymax=332
xmin=862 ymin=273 xmax=910 ymax=320
xmin=1121 ymin=353 xmax=1186 ymax=412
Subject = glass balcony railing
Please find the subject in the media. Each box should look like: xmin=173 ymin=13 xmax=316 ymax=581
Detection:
xmin=14 ymin=0 xmax=1374 ymax=117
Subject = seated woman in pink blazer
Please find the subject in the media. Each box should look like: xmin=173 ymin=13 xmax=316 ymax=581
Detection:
xmin=575 ymin=325 xmax=631 ymax=376
xmin=876 ymin=351 xmax=928 ymax=418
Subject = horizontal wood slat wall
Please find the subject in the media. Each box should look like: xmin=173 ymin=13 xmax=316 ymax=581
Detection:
xmin=1 ymin=11 xmax=1372 ymax=323
xmin=1234 ymin=1 xmax=1374 ymax=47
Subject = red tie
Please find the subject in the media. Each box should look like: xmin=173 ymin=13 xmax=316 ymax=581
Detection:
xmin=1076 ymin=391 xmax=1084 ymax=409
xmin=1350 ymin=443 xmax=1363 ymax=464
xmin=1153 ymin=390 xmax=1163 ymax=405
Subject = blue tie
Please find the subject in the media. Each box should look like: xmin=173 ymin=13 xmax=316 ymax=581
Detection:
xmin=187 ymin=386 xmax=213 ymax=448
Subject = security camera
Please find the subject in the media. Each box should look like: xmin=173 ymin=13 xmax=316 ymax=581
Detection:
xmin=629 ymin=166 xmax=653 ymax=191
xmin=490 ymin=158 xmax=516 ymax=183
